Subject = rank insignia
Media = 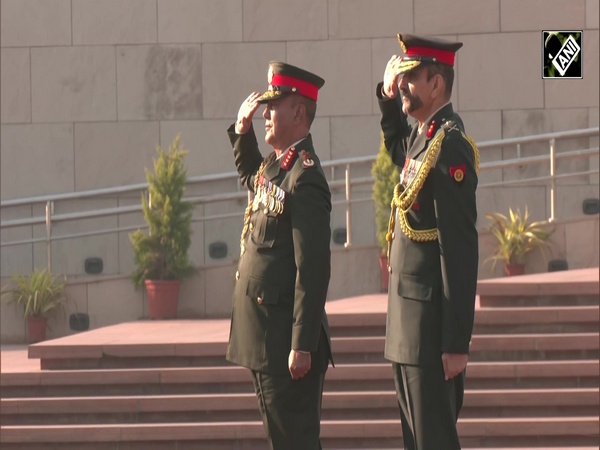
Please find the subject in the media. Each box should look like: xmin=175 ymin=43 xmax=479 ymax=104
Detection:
xmin=449 ymin=164 xmax=466 ymax=183
xmin=281 ymin=147 xmax=297 ymax=170
xmin=426 ymin=120 xmax=436 ymax=138
xmin=300 ymin=150 xmax=315 ymax=168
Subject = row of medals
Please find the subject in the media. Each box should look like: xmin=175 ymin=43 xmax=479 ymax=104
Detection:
xmin=252 ymin=176 xmax=285 ymax=215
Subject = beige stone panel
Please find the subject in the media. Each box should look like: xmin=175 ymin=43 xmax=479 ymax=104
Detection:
xmin=201 ymin=202 xmax=242 ymax=267
xmin=287 ymin=40 xmax=372 ymax=117
xmin=46 ymin=282 xmax=88 ymax=340
xmin=0 ymin=205 xmax=34 ymax=278
xmin=501 ymin=109 xmax=591 ymax=185
xmin=328 ymin=246 xmax=380 ymax=301
xmin=202 ymin=42 xmax=286 ymax=119
xmin=501 ymin=0 xmax=585 ymax=31
xmin=545 ymin=30 xmax=599 ymax=108
xmin=588 ymin=0 xmax=600 ymax=28
xmin=30 ymin=199 xmax=120 ymax=276
xmin=589 ymin=107 xmax=598 ymax=184
xmin=203 ymin=263 xmax=237 ymax=318
xmin=309 ymin=117 xmax=332 ymax=162
xmin=158 ymin=0 xmax=242 ymax=43
xmin=0 ymin=0 xmax=71 ymax=47
xmin=415 ymin=0 xmax=499 ymax=34
xmin=1 ymin=49 xmax=31 ymax=124
xmin=160 ymin=120 xmax=239 ymax=176
xmin=0 ymin=279 xmax=27 ymax=342
xmin=0 ymin=124 xmax=74 ymax=200
xmin=178 ymin=275 xmax=206 ymax=318
xmin=330 ymin=115 xmax=381 ymax=160
xmin=243 ymin=0 xmax=327 ymax=41
xmin=73 ymin=0 xmax=157 ymax=45
xmin=551 ymin=185 xmax=600 ymax=221
xmin=31 ymin=47 xmax=116 ymax=122
xmin=476 ymin=186 xmax=548 ymax=229
xmin=328 ymin=0 xmax=412 ymax=39
xmin=74 ymin=122 xmax=160 ymax=191
xmin=87 ymin=277 xmax=144 ymax=327
xmin=459 ymin=33 xmax=543 ymax=111
xmin=566 ymin=216 xmax=599 ymax=269
xmin=461 ymin=111 xmax=502 ymax=141
xmin=117 ymin=45 xmax=202 ymax=120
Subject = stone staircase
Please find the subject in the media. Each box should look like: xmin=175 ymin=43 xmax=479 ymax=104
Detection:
xmin=1 ymin=269 xmax=599 ymax=449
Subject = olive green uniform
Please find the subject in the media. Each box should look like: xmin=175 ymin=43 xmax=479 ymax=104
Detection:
xmin=225 ymin=123 xmax=332 ymax=450
xmin=377 ymin=85 xmax=479 ymax=450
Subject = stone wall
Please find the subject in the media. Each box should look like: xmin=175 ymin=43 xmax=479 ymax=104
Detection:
xmin=1 ymin=1 xmax=598 ymax=279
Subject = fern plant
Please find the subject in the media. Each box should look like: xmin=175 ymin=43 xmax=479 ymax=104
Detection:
xmin=130 ymin=135 xmax=196 ymax=288
xmin=372 ymin=136 xmax=400 ymax=255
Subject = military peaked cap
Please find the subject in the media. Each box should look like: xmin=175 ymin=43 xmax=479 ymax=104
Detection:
xmin=257 ymin=61 xmax=325 ymax=103
xmin=393 ymin=33 xmax=463 ymax=75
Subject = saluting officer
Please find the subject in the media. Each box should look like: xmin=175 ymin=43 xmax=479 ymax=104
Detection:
xmin=226 ymin=61 xmax=332 ymax=450
xmin=376 ymin=33 xmax=480 ymax=450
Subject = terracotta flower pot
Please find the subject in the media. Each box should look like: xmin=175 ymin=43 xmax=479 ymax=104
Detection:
xmin=504 ymin=263 xmax=525 ymax=277
xmin=27 ymin=316 xmax=48 ymax=343
xmin=144 ymin=279 xmax=180 ymax=319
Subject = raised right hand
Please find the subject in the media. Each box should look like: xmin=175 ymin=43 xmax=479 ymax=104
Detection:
xmin=235 ymin=92 xmax=262 ymax=134
xmin=382 ymin=55 xmax=403 ymax=99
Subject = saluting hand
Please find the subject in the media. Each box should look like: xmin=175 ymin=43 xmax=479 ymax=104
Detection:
xmin=288 ymin=349 xmax=311 ymax=380
xmin=382 ymin=55 xmax=403 ymax=99
xmin=442 ymin=352 xmax=468 ymax=381
xmin=235 ymin=92 xmax=262 ymax=134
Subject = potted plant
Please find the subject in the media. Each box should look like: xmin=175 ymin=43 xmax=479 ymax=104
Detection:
xmin=485 ymin=207 xmax=554 ymax=276
xmin=130 ymin=135 xmax=196 ymax=319
xmin=1 ymin=268 xmax=68 ymax=343
xmin=371 ymin=135 xmax=400 ymax=292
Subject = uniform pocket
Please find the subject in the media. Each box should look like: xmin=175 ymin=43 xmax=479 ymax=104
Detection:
xmin=246 ymin=276 xmax=280 ymax=305
xmin=397 ymin=273 xmax=434 ymax=302
xmin=252 ymin=214 xmax=277 ymax=247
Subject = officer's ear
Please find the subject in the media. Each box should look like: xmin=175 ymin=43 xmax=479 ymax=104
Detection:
xmin=431 ymin=73 xmax=445 ymax=99
xmin=293 ymin=100 xmax=306 ymax=123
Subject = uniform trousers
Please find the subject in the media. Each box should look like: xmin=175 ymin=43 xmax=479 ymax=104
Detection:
xmin=250 ymin=365 xmax=326 ymax=450
xmin=392 ymin=362 xmax=465 ymax=450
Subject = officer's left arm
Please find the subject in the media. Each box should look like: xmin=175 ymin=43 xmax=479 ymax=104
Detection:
xmin=431 ymin=132 xmax=479 ymax=355
xmin=289 ymin=168 xmax=332 ymax=353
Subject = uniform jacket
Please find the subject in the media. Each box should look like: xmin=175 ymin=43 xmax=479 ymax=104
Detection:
xmin=377 ymin=83 xmax=479 ymax=365
xmin=225 ymin=123 xmax=333 ymax=375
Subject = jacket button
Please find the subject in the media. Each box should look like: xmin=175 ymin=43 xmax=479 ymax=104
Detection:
xmin=249 ymin=223 xmax=254 ymax=231
xmin=257 ymin=297 xmax=263 ymax=304
xmin=235 ymin=271 xmax=240 ymax=280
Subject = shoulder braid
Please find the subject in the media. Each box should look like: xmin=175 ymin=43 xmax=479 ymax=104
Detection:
xmin=385 ymin=123 xmax=479 ymax=265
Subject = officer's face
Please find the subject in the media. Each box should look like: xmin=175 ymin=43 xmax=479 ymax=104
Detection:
xmin=263 ymin=95 xmax=298 ymax=151
xmin=398 ymin=66 xmax=433 ymax=121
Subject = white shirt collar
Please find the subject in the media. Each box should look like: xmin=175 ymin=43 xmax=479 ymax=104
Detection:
xmin=418 ymin=102 xmax=450 ymax=134
xmin=277 ymin=137 xmax=308 ymax=160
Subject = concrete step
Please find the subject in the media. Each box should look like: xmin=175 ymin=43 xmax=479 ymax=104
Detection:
xmin=330 ymin=305 xmax=600 ymax=336
xmin=1 ymin=417 xmax=598 ymax=448
xmin=331 ymin=332 xmax=600 ymax=364
xmin=2 ymin=360 xmax=598 ymax=398
xmin=2 ymin=388 xmax=597 ymax=425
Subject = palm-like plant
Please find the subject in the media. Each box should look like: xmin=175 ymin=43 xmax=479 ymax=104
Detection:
xmin=485 ymin=207 xmax=553 ymax=270
xmin=2 ymin=268 xmax=67 ymax=318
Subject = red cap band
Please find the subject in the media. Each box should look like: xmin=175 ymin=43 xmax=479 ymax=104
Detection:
xmin=271 ymin=74 xmax=319 ymax=101
xmin=406 ymin=46 xmax=455 ymax=66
